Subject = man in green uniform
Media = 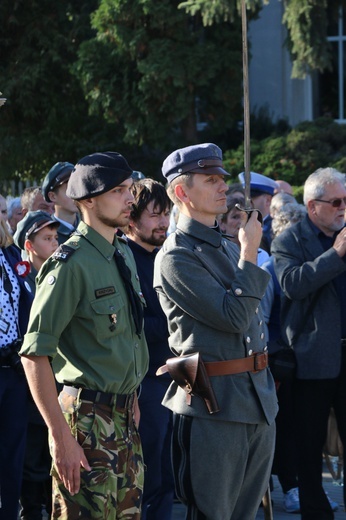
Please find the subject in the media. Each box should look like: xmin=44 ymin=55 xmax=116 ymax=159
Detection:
xmin=20 ymin=151 xmax=149 ymax=520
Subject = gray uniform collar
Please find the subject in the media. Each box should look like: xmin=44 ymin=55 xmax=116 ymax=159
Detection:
xmin=176 ymin=213 xmax=222 ymax=248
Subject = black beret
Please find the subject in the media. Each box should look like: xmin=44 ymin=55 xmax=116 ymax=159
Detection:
xmin=42 ymin=162 xmax=74 ymax=202
xmin=66 ymin=152 xmax=133 ymax=200
xmin=13 ymin=210 xmax=59 ymax=250
xmin=162 ymin=143 xmax=230 ymax=184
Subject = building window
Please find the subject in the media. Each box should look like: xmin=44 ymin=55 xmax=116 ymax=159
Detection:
xmin=317 ymin=6 xmax=346 ymax=122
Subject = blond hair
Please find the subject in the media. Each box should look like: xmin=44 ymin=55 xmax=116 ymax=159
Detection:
xmin=0 ymin=219 xmax=13 ymax=248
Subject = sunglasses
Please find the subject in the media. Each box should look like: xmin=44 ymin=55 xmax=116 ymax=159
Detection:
xmin=314 ymin=197 xmax=346 ymax=208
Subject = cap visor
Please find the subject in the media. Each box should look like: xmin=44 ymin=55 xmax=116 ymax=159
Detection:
xmin=32 ymin=220 xmax=59 ymax=235
xmin=191 ymin=166 xmax=230 ymax=176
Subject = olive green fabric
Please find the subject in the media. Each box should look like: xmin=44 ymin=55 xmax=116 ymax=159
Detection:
xmin=20 ymin=221 xmax=148 ymax=394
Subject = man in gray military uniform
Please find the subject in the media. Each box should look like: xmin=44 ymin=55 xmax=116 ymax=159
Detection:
xmin=154 ymin=143 xmax=278 ymax=520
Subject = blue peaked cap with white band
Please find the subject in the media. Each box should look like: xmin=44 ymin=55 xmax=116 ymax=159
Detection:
xmin=238 ymin=171 xmax=278 ymax=196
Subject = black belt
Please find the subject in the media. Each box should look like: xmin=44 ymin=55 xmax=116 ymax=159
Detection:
xmin=63 ymin=385 xmax=134 ymax=409
xmin=342 ymin=339 xmax=346 ymax=347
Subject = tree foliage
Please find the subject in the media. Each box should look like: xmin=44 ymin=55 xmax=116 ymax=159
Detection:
xmin=282 ymin=0 xmax=346 ymax=78
xmin=179 ymin=0 xmax=346 ymax=78
xmin=74 ymin=0 xmax=244 ymax=151
xmin=1 ymin=0 xmax=346 ymax=186
xmin=178 ymin=0 xmax=264 ymax=26
xmin=0 ymin=0 xmax=119 ymax=183
xmin=223 ymin=117 xmax=346 ymax=188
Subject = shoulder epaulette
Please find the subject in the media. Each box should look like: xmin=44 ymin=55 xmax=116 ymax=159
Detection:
xmin=52 ymin=244 xmax=78 ymax=262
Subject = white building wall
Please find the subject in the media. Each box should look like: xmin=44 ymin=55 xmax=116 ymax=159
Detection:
xmin=248 ymin=0 xmax=313 ymax=126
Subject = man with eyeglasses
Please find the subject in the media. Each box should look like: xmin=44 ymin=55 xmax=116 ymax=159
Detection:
xmin=271 ymin=167 xmax=346 ymax=519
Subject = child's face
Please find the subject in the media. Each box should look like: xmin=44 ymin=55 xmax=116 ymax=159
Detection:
xmin=28 ymin=226 xmax=59 ymax=262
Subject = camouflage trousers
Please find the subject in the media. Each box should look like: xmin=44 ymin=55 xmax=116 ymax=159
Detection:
xmin=51 ymin=391 xmax=144 ymax=519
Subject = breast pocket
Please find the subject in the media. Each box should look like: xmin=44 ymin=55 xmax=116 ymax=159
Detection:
xmin=90 ymin=293 xmax=125 ymax=340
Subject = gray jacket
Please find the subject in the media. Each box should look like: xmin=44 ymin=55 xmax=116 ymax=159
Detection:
xmin=271 ymin=215 xmax=346 ymax=379
xmin=154 ymin=214 xmax=278 ymax=425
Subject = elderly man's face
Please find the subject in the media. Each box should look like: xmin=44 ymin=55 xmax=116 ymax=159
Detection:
xmin=308 ymin=182 xmax=346 ymax=236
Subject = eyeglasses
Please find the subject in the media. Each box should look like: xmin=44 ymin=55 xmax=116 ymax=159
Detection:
xmin=314 ymin=197 xmax=346 ymax=208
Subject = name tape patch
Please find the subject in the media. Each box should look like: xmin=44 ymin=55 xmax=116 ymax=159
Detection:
xmin=95 ymin=286 xmax=116 ymax=298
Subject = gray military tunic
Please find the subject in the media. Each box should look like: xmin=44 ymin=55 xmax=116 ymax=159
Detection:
xmin=154 ymin=213 xmax=278 ymax=520
xmin=154 ymin=213 xmax=278 ymax=424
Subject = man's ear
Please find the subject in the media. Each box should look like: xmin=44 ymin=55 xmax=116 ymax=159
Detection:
xmin=80 ymin=198 xmax=94 ymax=209
xmin=307 ymin=199 xmax=316 ymax=215
xmin=175 ymin=184 xmax=190 ymax=204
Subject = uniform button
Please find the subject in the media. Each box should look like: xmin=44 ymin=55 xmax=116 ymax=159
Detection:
xmin=106 ymin=256 xmax=111 ymax=261
xmin=235 ymin=288 xmax=243 ymax=296
xmin=264 ymin=346 xmax=268 ymax=352
xmin=255 ymin=308 xmax=259 ymax=314
xmin=138 ymin=372 xmax=142 ymax=378
xmin=248 ymin=349 xmax=253 ymax=355
xmin=259 ymin=320 xmax=263 ymax=326
xmin=260 ymin=333 xmax=265 ymax=339
xmin=47 ymin=275 xmax=56 ymax=285
xmin=134 ymin=343 xmax=138 ymax=349
xmin=135 ymin=274 xmax=139 ymax=280
xmin=196 ymin=246 xmax=202 ymax=252
xmin=246 ymin=336 xmax=251 ymax=343
xmin=110 ymin=306 xmax=115 ymax=311
xmin=223 ymin=240 xmax=228 ymax=247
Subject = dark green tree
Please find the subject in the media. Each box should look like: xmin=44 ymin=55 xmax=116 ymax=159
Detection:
xmin=179 ymin=0 xmax=346 ymax=78
xmin=223 ymin=116 xmax=346 ymax=188
xmin=74 ymin=0 xmax=244 ymax=151
xmin=2 ymin=0 xmax=346 ymax=186
xmin=0 ymin=0 xmax=118 ymax=185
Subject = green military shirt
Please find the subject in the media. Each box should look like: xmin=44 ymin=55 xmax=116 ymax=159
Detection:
xmin=20 ymin=221 xmax=149 ymax=394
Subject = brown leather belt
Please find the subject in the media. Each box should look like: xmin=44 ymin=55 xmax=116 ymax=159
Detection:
xmin=204 ymin=352 xmax=268 ymax=376
xmin=158 ymin=352 xmax=268 ymax=377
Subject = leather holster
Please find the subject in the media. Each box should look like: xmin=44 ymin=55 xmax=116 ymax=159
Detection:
xmin=161 ymin=352 xmax=220 ymax=414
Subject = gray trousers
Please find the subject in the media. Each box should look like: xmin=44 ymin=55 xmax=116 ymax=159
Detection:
xmin=172 ymin=414 xmax=275 ymax=520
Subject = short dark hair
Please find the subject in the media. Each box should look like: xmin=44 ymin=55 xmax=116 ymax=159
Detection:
xmin=130 ymin=179 xmax=171 ymax=222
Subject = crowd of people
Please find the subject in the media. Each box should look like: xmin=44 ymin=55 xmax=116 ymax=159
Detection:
xmin=0 ymin=145 xmax=345 ymax=520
